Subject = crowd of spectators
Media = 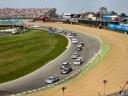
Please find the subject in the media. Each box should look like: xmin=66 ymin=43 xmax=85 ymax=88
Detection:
xmin=0 ymin=8 xmax=53 ymax=19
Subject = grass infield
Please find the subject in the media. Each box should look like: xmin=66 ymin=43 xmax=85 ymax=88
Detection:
xmin=0 ymin=27 xmax=9 ymax=30
xmin=0 ymin=29 xmax=68 ymax=83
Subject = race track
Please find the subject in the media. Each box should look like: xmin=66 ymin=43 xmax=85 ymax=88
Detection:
xmin=0 ymin=27 xmax=100 ymax=96
xmin=26 ymin=22 xmax=128 ymax=96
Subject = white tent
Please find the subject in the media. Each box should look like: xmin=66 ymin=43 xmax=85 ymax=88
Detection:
xmin=0 ymin=28 xmax=18 ymax=34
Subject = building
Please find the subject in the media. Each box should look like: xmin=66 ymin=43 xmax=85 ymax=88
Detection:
xmin=80 ymin=12 xmax=97 ymax=20
xmin=99 ymin=7 xmax=110 ymax=17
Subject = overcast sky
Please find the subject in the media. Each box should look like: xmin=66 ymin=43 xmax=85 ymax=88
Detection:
xmin=0 ymin=0 xmax=128 ymax=14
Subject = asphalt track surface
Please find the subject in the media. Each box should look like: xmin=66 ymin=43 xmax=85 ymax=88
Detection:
xmin=0 ymin=33 xmax=6 ymax=36
xmin=0 ymin=27 xmax=100 ymax=96
xmin=109 ymin=90 xmax=128 ymax=96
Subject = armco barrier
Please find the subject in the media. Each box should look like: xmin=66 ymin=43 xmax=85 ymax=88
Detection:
xmin=108 ymin=23 xmax=128 ymax=32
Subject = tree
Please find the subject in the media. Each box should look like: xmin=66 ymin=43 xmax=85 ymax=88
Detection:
xmin=110 ymin=11 xmax=117 ymax=15
xmin=120 ymin=13 xmax=127 ymax=18
xmin=94 ymin=12 xmax=100 ymax=17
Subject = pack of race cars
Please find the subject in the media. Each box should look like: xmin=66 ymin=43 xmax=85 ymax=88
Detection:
xmin=44 ymin=28 xmax=85 ymax=84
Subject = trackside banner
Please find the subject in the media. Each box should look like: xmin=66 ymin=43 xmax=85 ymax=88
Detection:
xmin=0 ymin=19 xmax=29 ymax=23
xmin=108 ymin=23 xmax=128 ymax=32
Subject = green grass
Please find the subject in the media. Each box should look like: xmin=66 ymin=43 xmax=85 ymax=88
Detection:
xmin=0 ymin=27 xmax=9 ymax=30
xmin=0 ymin=29 xmax=68 ymax=83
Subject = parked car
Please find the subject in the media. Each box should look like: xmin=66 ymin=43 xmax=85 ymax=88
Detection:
xmin=73 ymin=51 xmax=79 ymax=55
xmin=67 ymin=33 xmax=72 ymax=38
xmin=71 ymin=32 xmax=77 ymax=36
xmin=45 ymin=75 xmax=59 ymax=84
xmin=73 ymin=57 xmax=83 ymax=65
xmin=51 ymin=28 xmax=57 ymax=32
xmin=78 ymin=41 xmax=84 ymax=47
xmin=33 ymin=25 xmax=40 ymax=28
xmin=77 ymin=43 xmax=83 ymax=48
xmin=72 ymin=40 xmax=78 ymax=44
xmin=71 ymin=35 xmax=76 ymax=38
xmin=60 ymin=61 xmax=71 ymax=69
xmin=76 ymin=47 xmax=82 ymax=51
xmin=61 ymin=67 xmax=72 ymax=74
xmin=71 ymin=38 xmax=77 ymax=41
xmin=57 ymin=28 xmax=63 ymax=33
xmin=71 ymin=54 xmax=79 ymax=59
xmin=62 ymin=31 xmax=67 ymax=35
xmin=67 ymin=32 xmax=77 ymax=38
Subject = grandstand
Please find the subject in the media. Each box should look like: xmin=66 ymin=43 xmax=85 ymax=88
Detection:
xmin=0 ymin=8 xmax=56 ymax=19
xmin=0 ymin=8 xmax=56 ymax=26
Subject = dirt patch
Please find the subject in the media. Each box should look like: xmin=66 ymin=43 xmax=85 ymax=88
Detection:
xmin=26 ymin=22 xmax=128 ymax=96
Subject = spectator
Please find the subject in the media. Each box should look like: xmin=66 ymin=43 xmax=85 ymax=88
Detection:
xmin=0 ymin=8 xmax=53 ymax=19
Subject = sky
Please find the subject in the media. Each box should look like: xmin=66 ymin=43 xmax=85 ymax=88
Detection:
xmin=0 ymin=0 xmax=128 ymax=14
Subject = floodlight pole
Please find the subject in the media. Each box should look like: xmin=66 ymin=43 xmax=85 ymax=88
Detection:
xmin=103 ymin=80 xmax=107 ymax=96
xmin=62 ymin=86 xmax=66 ymax=96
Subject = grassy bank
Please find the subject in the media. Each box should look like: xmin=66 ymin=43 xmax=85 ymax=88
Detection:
xmin=0 ymin=27 xmax=9 ymax=30
xmin=0 ymin=29 xmax=68 ymax=83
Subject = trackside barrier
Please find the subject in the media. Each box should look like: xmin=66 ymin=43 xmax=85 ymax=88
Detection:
xmin=10 ymin=29 xmax=102 ymax=96
xmin=108 ymin=23 xmax=128 ymax=32
xmin=0 ymin=19 xmax=28 ymax=23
